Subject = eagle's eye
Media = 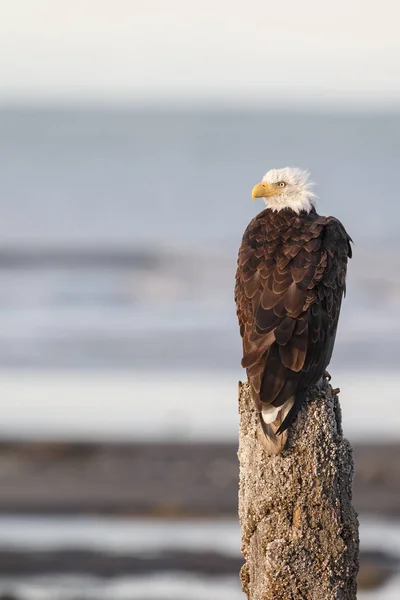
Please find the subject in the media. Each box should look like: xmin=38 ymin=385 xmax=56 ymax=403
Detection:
xmin=277 ymin=181 xmax=286 ymax=188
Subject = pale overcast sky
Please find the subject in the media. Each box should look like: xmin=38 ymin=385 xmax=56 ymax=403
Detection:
xmin=0 ymin=0 xmax=399 ymax=107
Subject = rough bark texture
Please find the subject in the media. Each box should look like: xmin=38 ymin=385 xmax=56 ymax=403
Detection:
xmin=238 ymin=379 xmax=359 ymax=600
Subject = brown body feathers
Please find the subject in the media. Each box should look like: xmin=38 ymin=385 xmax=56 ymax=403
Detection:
xmin=235 ymin=207 xmax=352 ymax=452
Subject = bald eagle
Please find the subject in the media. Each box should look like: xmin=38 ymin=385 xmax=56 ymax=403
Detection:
xmin=235 ymin=168 xmax=352 ymax=454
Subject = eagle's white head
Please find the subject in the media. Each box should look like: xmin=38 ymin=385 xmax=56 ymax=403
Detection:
xmin=252 ymin=167 xmax=316 ymax=214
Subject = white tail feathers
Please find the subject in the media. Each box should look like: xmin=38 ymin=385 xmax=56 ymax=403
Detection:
xmin=261 ymin=404 xmax=281 ymax=424
xmin=259 ymin=396 xmax=295 ymax=455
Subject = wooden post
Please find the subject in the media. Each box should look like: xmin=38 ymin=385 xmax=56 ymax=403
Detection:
xmin=238 ymin=379 xmax=359 ymax=600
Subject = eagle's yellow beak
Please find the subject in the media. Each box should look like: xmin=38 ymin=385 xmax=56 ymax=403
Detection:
xmin=251 ymin=182 xmax=272 ymax=200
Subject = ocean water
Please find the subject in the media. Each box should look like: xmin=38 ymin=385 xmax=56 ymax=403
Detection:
xmin=1 ymin=108 xmax=400 ymax=247
xmin=0 ymin=108 xmax=399 ymax=373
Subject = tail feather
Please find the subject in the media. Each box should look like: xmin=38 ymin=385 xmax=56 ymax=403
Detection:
xmin=276 ymin=388 xmax=308 ymax=435
xmin=258 ymin=389 xmax=308 ymax=454
xmin=258 ymin=396 xmax=294 ymax=455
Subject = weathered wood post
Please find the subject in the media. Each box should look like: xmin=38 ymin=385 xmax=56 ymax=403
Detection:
xmin=238 ymin=379 xmax=359 ymax=600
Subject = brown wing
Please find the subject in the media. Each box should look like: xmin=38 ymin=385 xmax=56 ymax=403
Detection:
xmin=235 ymin=210 xmax=352 ymax=416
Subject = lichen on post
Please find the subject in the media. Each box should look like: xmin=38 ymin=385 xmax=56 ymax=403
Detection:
xmin=238 ymin=379 xmax=359 ymax=600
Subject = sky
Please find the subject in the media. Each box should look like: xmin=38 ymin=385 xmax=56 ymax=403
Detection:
xmin=0 ymin=0 xmax=399 ymax=107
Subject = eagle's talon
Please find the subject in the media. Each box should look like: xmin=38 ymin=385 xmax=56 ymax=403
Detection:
xmin=332 ymin=387 xmax=340 ymax=396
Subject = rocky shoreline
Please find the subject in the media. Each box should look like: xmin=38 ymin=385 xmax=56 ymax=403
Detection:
xmin=0 ymin=547 xmax=393 ymax=589
xmin=0 ymin=440 xmax=397 ymax=517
